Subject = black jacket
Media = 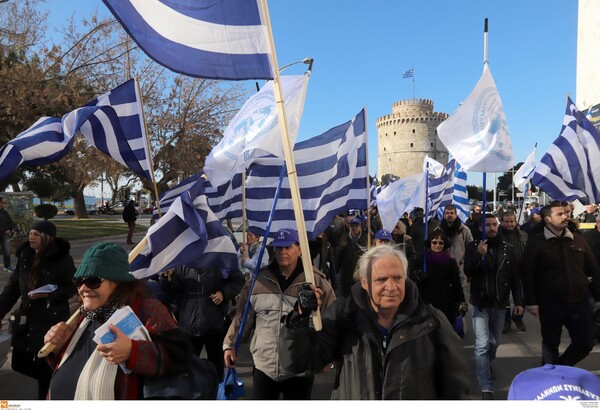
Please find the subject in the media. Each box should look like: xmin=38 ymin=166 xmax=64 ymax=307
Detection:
xmin=464 ymin=236 xmax=524 ymax=309
xmin=411 ymin=250 xmax=465 ymax=324
xmin=281 ymin=280 xmax=470 ymax=399
xmin=522 ymin=227 xmax=600 ymax=305
xmin=0 ymin=238 xmax=76 ymax=352
xmin=160 ymin=266 xmax=244 ymax=336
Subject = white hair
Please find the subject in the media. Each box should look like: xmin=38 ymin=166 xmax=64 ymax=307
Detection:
xmin=358 ymin=245 xmax=408 ymax=281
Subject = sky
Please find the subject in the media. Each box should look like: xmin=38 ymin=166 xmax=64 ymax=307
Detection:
xmin=43 ymin=0 xmax=580 ymax=194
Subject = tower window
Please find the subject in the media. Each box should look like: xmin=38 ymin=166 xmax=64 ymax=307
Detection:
xmin=410 ymin=143 xmax=414 ymax=147
xmin=412 ymin=129 xmax=415 ymax=133
xmin=430 ymin=142 xmax=434 ymax=147
xmin=394 ymin=131 xmax=396 ymax=135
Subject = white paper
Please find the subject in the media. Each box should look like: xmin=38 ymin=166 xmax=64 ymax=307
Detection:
xmin=27 ymin=284 xmax=58 ymax=296
xmin=93 ymin=306 xmax=151 ymax=373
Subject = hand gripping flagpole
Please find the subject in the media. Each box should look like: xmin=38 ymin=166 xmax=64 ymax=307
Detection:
xmin=260 ymin=0 xmax=321 ymax=330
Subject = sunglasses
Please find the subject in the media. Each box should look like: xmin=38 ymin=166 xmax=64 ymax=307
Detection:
xmin=431 ymin=240 xmax=445 ymax=245
xmin=73 ymin=277 xmax=105 ymax=289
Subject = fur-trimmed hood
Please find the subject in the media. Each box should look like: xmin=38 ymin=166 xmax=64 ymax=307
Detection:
xmin=16 ymin=236 xmax=72 ymax=262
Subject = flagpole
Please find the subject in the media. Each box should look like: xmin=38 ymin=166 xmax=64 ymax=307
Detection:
xmin=242 ymin=171 xmax=247 ymax=259
xmin=364 ymin=106 xmax=372 ymax=249
xmin=424 ymin=166 xmax=430 ymax=273
xmin=134 ymin=77 xmax=162 ymax=218
xmin=260 ymin=0 xmax=321 ymax=330
xmin=412 ymin=64 xmax=415 ymax=99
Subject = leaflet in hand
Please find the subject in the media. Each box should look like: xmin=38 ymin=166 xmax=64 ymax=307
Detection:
xmin=27 ymin=284 xmax=58 ymax=296
xmin=93 ymin=306 xmax=151 ymax=374
xmin=93 ymin=306 xmax=151 ymax=345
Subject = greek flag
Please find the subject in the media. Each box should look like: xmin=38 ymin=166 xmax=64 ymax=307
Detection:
xmin=0 ymin=117 xmax=67 ymax=180
xmin=453 ymin=162 xmax=470 ymax=223
xmin=79 ymin=78 xmax=152 ymax=181
xmin=102 ymin=0 xmax=273 ymax=80
xmin=513 ymin=146 xmax=537 ymax=192
xmin=532 ymin=97 xmax=600 ymax=204
xmin=244 ymin=109 xmax=368 ymax=240
xmin=0 ymin=79 xmax=152 ymax=181
xmin=370 ymin=175 xmax=380 ymax=207
xmin=130 ymin=176 xmax=238 ymax=279
xmin=402 ymin=68 xmax=414 ymax=79
xmin=152 ymin=173 xmax=243 ymax=222
xmin=437 ymin=64 xmax=513 ymax=172
xmin=204 ymin=75 xmax=309 ymax=186
xmin=427 ymin=159 xmax=456 ymax=219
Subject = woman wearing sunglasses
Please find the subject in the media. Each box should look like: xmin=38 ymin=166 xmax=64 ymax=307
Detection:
xmin=43 ymin=242 xmax=193 ymax=400
xmin=0 ymin=220 xmax=77 ymax=400
xmin=410 ymin=231 xmax=467 ymax=328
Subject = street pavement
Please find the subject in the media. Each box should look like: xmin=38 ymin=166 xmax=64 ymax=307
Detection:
xmin=0 ymin=219 xmax=598 ymax=400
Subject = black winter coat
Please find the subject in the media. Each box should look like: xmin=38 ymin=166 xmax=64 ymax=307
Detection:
xmin=160 ymin=266 xmax=244 ymax=336
xmin=411 ymin=249 xmax=465 ymax=324
xmin=281 ymin=280 xmax=470 ymax=399
xmin=464 ymin=237 xmax=524 ymax=309
xmin=0 ymin=238 xmax=76 ymax=352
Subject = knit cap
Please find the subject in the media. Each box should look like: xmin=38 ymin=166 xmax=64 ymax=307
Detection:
xmin=74 ymin=242 xmax=135 ymax=282
xmin=31 ymin=220 xmax=57 ymax=238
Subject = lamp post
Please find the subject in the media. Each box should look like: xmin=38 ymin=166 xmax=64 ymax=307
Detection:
xmin=279 ymin=57 xmax=313 ymax=74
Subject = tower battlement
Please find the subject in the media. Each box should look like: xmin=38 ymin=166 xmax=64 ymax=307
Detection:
xmin=376 ymin=98 xmax=449 ymax=179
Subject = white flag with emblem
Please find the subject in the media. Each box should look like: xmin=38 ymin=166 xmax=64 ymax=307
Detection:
xmin=437 ymin=64 xmax=513 ymax=172
xmin=376 ymin=172 xmax=426 ymax=232
xmin=204 ymin=75 xmax=308 ymax=185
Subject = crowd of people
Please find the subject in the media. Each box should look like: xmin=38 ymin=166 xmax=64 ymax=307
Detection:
xmin=0 ymin=197 xmax=598 ymax=400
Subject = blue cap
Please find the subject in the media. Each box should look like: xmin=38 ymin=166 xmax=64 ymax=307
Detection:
xmin=349 ymin=218 xmax=361 ymax=225
xmin=375 ymin=229 xmax=393 ymax=241
xmin=531 ymin=207 xmax=541 ymax=215
xmin=247 ymin=226 xmax=261 ymax=237
xmin=270 ymin=228 xmax=299 ymax=247
xmin=508 ymin=364 xmax=600 ymax=400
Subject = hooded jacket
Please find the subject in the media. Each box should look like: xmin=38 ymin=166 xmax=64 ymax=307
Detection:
xmin=0 ymin=238 xmax=77 ymax=352
xmin=281 ymin=280 xmax=470 ymax=399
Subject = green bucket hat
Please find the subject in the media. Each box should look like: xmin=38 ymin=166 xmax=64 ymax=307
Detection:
xmin=74 ymin=242 xmax=135 ymax=282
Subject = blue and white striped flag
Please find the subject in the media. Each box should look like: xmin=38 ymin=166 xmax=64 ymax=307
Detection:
xmin=532 ymin=97 xmax=600 ymax=204
xmin=427 ymin=159 xmax=456 ymax=219
xmin=130 ymin=176 xmax=238 ymax=279
xmin=0 ymin=79 xmax=152 ymax=181
xmin=370 ymin=175 xmax=380 ymax=207
xmin=402 ymin=68 xmax=414 ymax=79
xmin=0 ymin=117 xmax=67 ymax=180
xmin=513 ymin=146 xmax=537 ymax=193
xmin=453 ymin=162 xmax=470 ymax=223
xmin=244 ymin=109 xmax=369 ymax=240
xmin=152 ymin=173 xmax=243 ymax=222
xmin=102 ymin=0 xmax=273 ymax=80
xmin=81 ymin=78 xmax=152 ymax=181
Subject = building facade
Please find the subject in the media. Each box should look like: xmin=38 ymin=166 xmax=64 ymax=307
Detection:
xmin=376 ymin=98 xmax=449 ymax=179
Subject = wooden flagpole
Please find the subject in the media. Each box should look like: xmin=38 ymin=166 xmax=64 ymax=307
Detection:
xmin=135 ymin=77 xmax=162 ymax=218
xmin=364 ymin=107 xmax=372 ymax=249
xmin=260 ymin=0 xmax=321 ymax=330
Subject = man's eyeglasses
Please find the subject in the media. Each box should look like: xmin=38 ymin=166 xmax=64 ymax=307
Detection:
xmin=73 ymin=277 xmax=105 ymax=289
xmin=431 ymin=240 xmax=445 ymax=245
